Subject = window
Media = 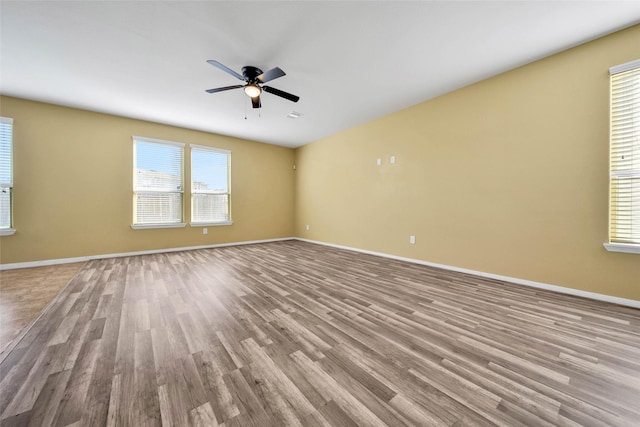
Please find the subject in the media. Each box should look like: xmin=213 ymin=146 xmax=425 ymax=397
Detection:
xmin=606 ymin=59 xmax=640 ymax=254
xmin=0 ymin=117 xmax=14 ymax=236
xmin=191 ymin=145 xmax=231 ymax=225
xmin=132 ymin=136 xmax=185 ymax=228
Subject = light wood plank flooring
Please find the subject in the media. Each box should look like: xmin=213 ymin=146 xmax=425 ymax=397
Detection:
xmin=0 ymin=263 xmax=86 ymax=355
xmin=0 ymin=241 xmax=639 ymax=426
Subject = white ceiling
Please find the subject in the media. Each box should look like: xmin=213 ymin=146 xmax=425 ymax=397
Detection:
xmin=1 ymin=1 xmax=639 ymax=148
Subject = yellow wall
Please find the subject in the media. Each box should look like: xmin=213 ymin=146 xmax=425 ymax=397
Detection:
xmin=294 ymin=25 xmax=640 ymax=301
xmin=2 ymin=25 xmax=638 ymax=301
xmin=0 ymin=97 xmax=295 ymax=263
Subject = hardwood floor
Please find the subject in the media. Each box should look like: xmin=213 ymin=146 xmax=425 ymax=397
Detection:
xmin=0 ymin=263 xmax=86 ymax=355
xmin=0 ymin=240 xmax=639 ymax=426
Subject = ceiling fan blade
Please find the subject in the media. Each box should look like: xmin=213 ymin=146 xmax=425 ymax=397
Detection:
xmin=257 ymin=67 xmax=286 ymax=83
xmin=251 ymin=96 xmax=261 ymax=109
xmin=207 ymin=60 xmax=245 ymax=81
xmin=205 ymin=85 xmax=244 ymax=94
xmin=263 ymin=86 xmax=300 ymax=103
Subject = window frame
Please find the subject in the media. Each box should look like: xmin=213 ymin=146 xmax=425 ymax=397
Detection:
xmin=131 ymin=136 xmax=186 ymax=230
xmin=0 ymin=117 xmax=15 ymax=236
xmin=190 ymin=144 xmax=232 ymax=227
xmin=604 ymin=59 xmax=640 ymax=254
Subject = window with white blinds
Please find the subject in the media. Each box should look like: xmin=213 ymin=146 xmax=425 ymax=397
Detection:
xmin=191 ymin=145 xmax=231 ymax=225
xmin=608 ymin=59 xmax=640 ymax=253
xmin=0 ymin=117 xmax=14 ymax=234
xmin=133 ymin=137 xmax=185 ymax=228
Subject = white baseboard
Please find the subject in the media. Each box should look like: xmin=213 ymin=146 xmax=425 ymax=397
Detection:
xmin=295 ymin=238 xmax=640 ymax=309
xmin=0 ymin=237 xmax=295 ymax=270
xmin=3 ymin=236 xmax=637 ymax=309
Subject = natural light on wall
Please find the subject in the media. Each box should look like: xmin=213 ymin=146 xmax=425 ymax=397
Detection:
xmin=606 ymin=59 xmax=640 ymax=254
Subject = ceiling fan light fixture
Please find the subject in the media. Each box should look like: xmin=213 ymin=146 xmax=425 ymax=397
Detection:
xmin=244 ymin=84 xmax=261 ymax=98
xmin=206 ymin=61 xmax=299 ymax=108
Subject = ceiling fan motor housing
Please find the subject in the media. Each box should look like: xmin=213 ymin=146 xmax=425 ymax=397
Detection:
xmin=242 ymin=66 xmax=263 ymax=82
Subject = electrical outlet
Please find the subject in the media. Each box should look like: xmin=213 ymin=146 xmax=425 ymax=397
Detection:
xmin=409 ymin=235 xmax=416 ymax=244
xmin=390 ymin=156 xmax=396 ymax=164
xmin=376 ymin=158 xmax=381 ymax=166
xmin=306 ymin=224 xmax=310 ymax=231
xmin=203 ymin=228 xmax=208 ymax=235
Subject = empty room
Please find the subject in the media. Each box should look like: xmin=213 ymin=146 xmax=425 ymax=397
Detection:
xmin=1 ymin=1 xmax=639 ymax=426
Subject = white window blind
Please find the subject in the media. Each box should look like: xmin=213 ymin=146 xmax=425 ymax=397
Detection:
xmin=191 ymin=145 xmax=231 ymax=224
xmin=609 ymin=59 xmax=640 ymax=247
xmin=0 ymin=117 xmax=14 ymax=230
xmin=133 ymin=137 xmax=184 ymax=226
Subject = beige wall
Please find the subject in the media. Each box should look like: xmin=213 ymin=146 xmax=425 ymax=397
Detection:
xmin=0 ymin=97 xmax=295 ymax=263
xmin=294 ymin=25 xmax=640 ymax=301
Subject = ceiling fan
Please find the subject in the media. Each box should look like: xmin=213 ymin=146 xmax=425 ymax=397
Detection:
xmin=205 ymin=60 xmax=300 ymax=109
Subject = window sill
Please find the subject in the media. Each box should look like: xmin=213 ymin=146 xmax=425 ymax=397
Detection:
xmin=0 ymin=228 xmax=16 ymax=236
xmin=603 ymin=243 xmax=640 ymax=254
xmin=190 ymin=221 xmax=233 ymax=227
xmin=131 ymin=223 xmax=186 ymax=230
